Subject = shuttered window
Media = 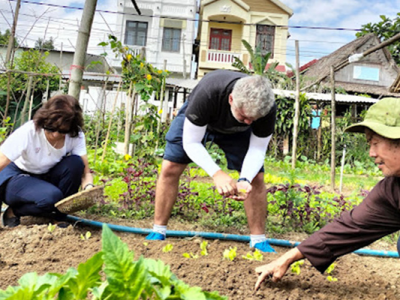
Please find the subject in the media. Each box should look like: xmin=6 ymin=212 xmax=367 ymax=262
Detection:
xmin=162 ymin=28 xmax=181 ymax=52
xmin=125 ymin=21 xmax=148 ymax=46
xmin=209 ymin=28 xmax=232 ymax=51
xmin=256 ymin=25 xmax=275 ymax=57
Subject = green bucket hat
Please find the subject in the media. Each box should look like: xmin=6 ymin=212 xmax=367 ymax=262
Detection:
xmin=345 ymin=97 xmax=400 ymax=139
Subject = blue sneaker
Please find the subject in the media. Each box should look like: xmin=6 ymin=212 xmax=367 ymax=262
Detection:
xmin=253 ymin=240 xmax=276 ymax=253
xmin=145 ymin=232 xmax=166 ymax=241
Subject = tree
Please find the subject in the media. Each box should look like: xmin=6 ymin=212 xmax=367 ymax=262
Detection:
xmin=0 ymin=50 xmax=60 ymax=126
xmin=231 ymin=39 xmax=284 ymax=87
xmin=35 ymin=37 xmax=55 ymax=50
xmin=356 ymin=14 xmax=400 ymax=65
xmin=0 ymin=29 xmax=19 ymax=47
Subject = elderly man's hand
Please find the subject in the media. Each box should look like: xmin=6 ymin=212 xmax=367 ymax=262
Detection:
xmin=254 ymin=248 xmax=305 ymax=291
xmin=212 ymin=170 xmax=236 ymax=197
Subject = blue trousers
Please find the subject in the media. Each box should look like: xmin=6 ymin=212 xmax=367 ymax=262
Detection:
xmin=3 ymin=155 xmax=84 ymax=220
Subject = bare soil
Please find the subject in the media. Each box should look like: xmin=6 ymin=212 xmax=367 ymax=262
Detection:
xmin=0 ymin=214 xmax=399 ymax=299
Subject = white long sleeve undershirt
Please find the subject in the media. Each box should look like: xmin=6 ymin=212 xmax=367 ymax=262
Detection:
xmin=240 ymin=133 xmax=271 ymax=182
xmin=182 ymin=118 xmax=272 ymax=181
xmin=182 ymin=118 xmax=221 ymax=177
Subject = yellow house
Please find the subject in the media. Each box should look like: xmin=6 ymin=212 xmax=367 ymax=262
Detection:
xmin=197 ymin=0 xmax=293 ymax=78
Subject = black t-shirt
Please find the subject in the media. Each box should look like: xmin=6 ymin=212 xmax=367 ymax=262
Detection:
xmin=185 ymin=70 xmax=276 ymax=137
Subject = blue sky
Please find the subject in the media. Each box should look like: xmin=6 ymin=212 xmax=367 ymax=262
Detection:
xmin=0 ymin=0 xmax=399 ymax=69
xmin=284 ymin=0 xmax=400 ymax=66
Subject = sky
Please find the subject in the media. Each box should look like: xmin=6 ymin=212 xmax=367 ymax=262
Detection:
xmin=0 ymin=0 xmax=399 ymax=70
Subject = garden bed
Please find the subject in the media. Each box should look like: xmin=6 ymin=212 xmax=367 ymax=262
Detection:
xmin=0 ymin=215 xmax=399 ymax=299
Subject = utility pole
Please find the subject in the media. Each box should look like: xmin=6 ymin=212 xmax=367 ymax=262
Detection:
xmin=68 ymin=0 xmax=98 ymax=100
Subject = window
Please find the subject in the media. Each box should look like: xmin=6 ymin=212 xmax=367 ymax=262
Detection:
xmin=353 ymin=66 xmax=380 ymax=81
xmin=255 ymin=25 xmax=275 ymax=57
xmin=162 ymin=28 xmax=181 ymax=52
xmin=125 ymin=21 xmax=148 ymax=46
xmin=209 ymin=28 xmax=232 ymax=51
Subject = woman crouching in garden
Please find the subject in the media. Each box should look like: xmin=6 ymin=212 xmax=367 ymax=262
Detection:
xmin=0 ymin=94 xmax=93 ymax=227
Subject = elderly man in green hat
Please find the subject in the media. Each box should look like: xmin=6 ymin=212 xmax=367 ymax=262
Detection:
xmin=255 ymin=97 xmax=400 ymax=290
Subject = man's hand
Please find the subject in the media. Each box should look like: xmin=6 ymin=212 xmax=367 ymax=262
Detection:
xmin=213 ymin=170 xmax=236 ymax=197
xmin=230 ymin=180 xmax=252 ymax=201
xmin=254 ymin=248 xmax=304 ymax=291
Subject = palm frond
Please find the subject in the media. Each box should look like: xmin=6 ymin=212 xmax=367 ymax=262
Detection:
xmin=232 ymin=57 xmax=251 ymax=74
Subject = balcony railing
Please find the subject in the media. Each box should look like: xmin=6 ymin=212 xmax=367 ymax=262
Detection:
xmin=207 ymin=50 xmax=241 ymax=63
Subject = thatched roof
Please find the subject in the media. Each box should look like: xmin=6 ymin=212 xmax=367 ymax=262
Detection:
xmin=390 ymin=73 xmax=400 ymax=93
xmin=303 ymin=33 xmax=400 ymax=97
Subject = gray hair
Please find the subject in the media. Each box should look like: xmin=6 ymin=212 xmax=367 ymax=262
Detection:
xmin=231 ymin=75 xmax=275 ymax=119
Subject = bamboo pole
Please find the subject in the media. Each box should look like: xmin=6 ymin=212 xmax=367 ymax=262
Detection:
xmin=93 ymin=79 xmax=109 ymax=164
xmin=20 ymin=76 xmax=33 ymax=124
xmin=28 ymin=94 xmax=34 ymax=121
xmin=330 ymin=66 xmax=336 ymax=190
xmin=101 ymin=80 xmax=122 ymax=163
xmin=124 ymin=82 xmax=133 ymax=155
xmin=129 ymin=90 xmax=138 ymax=158
xmin=291 ymin=40 xmax=300 ymax=169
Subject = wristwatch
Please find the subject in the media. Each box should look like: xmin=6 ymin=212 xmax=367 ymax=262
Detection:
xmin=237 ymin=178 xmax=251 ymax=184
xmin=84 ymin=183 xmax=95 ymax=190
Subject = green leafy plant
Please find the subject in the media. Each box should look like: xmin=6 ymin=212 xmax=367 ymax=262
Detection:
xmin=0 ymin=117 xmax=13 ymax=143
xmin=326 ymin=263 xmax=338 ymax=282
xmin=0 ymin=49 xmax=60 ymax=128
xmin=223 ymin=247 xmax=237 ymax=261
xmin=291 ymin=260 xmax=305 ymax=275
xmin=162 ymin=244 xmax=173 ymax=253
xmin=80 ymin=231 xmax=92 ymax=241
xmin=327 ymin=276 xmax=338 ymax=282
xmin=200 ymin=241 xmax=208 ymax=256
xmin=47 ymin=223 xmax=56 ymax=233
xmin=182 ymin=252 xmax=199 ymax=259
xmin=242 ymin=249 xmax=263 ymax=261
xmin=0 ymin=224 xmax=227 ymax=299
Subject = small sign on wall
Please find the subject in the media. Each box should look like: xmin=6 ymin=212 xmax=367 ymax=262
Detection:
xmin=220 ymin=5 xmax=231 ymax=12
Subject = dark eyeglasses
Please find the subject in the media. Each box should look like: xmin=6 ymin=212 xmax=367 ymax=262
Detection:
xmin=43 ymin=126 xmax=70 ymax=134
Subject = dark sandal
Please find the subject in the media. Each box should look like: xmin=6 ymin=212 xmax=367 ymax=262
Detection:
xmin=1 ymin=207 xmax=20 ymax=228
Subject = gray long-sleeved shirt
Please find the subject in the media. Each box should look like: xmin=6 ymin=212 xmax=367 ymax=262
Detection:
xmin=298 ymin=176 xmax=400 ymax=273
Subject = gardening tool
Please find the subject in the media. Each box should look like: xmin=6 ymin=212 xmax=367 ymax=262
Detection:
xmin=55 ymin=185 xmax=104 ymax=214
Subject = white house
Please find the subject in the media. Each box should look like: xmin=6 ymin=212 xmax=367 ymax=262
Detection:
xmin=113 ymin=0 xmax=198 ymax=78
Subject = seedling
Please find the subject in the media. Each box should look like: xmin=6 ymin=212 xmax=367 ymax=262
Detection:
xmin=327 ymin=276 xmax=338 ymax=282
xmin=182 ymin=252 xmax=199 ymax=259
xmin=223 ymin=247 xmax=237 ymax=261
xmin=238 ymin=188 xmax=247 ymax=197
xmin=242 ymin=249 xmax=263 ymax=261
xmin=326 ymin=263 xmax=335 ymax=274
xmin=291 ymin=260 xmax=304 ymax=275
xmin=200 ymin=241 xmax=208 ymax=256
xmin=326 ymin=263 xmax=338 ymax=282
xmin=80 ymin=231 xmax=92 ymax=240
xmin=162 ymin=244 xmax=173 ymax=253
xmin=47 ymin=223 xmax=56 ymax=233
